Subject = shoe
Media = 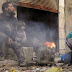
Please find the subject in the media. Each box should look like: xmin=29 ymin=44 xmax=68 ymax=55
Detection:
xmin=18 ymin=61 xmax=28 ymax=67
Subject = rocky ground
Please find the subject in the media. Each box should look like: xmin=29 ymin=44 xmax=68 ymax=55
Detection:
xmin=0 ymin=54 xmax=71 ymax=72
xmin=0 ymin=59 xmax=72 ymax=72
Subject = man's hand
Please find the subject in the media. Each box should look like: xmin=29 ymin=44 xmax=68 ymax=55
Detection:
xmin=8 ymin=37 xmax=13 ymax=44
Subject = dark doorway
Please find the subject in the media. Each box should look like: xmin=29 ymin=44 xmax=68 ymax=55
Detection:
xmin=17 ymin=6 xmax=59 ymax=52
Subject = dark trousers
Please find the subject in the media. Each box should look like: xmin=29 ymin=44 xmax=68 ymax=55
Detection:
xmin=70 ymin=51 xmax=72 ymax=64
xmin=0 ymin=31 xmax=25 ymax=63
xmin=0 ymin=41 xmax=5 ymax=57
xmin=0 ymin=38 xmax=25 ymax=63
xmin=10 ymin=41 xmax=25 ymax=63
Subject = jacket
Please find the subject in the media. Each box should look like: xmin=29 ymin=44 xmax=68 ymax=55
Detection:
xmin=0 ymin=13 xmax=18 ymax=39
xmin=66 ymin=32 xmax=72 ymax=50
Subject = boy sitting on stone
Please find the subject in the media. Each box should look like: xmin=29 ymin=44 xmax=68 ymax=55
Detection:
xmin=12 ymin=21 xmax=27 ymax=46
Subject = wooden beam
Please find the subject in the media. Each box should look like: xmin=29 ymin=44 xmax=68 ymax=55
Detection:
xmin=14 ymin=1 xmax=58 ymax=13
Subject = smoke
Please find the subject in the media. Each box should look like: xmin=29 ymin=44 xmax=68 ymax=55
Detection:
xmin=17 ymin=7 xmax=58 ymax=51
xmin=26 ymin=21 xmax=46 ymax=44
xmin=24 ymin=21 xmax=58 ymax=47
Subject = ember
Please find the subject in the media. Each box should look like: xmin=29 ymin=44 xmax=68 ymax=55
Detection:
xmin=45 ymin=42 xmax=56 ymax=48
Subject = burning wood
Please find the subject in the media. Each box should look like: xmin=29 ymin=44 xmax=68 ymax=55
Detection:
xmin=45 ymin=42 xmax=56 ymax=48
xmin=36 ymin=41 xmax=56 ymax=64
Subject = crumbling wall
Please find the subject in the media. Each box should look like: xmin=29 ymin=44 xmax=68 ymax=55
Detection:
xmin=0 ymin=0 xmax=6 ymax=13
xmin=59 ymin=0 xmax=65 ymax=54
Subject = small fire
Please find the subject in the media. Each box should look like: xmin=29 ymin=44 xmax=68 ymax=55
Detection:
xmin=45 ymin=41 xmax=56 ymax=48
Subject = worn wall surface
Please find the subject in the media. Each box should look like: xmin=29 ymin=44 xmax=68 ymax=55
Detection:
xmin=0 ymin=0 xmax=6 ymax=13
xmin=0 ymin=0 xmax=69 ymax=55
xmin=65 ymin=0 xmax=72 ymax=52
xmin=59 ymin=0 xmax=65 ymax=54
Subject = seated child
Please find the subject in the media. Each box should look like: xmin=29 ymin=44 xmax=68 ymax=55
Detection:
xmin=13 ymin=21 xmax=27 ymax=45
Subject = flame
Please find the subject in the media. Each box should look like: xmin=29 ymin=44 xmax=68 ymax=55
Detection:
xmin=45 ymin=42 xmax=56 ymax=48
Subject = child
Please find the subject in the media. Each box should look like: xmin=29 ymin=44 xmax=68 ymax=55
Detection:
xmin=13 ymin=21 xmax=27 ymax=45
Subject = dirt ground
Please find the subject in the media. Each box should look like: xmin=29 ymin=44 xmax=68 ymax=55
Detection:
xmin=0 ymin=59 xmax=72 ymax=72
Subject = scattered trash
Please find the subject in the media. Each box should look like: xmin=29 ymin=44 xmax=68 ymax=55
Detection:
xmin=0 ymin=65 xmax=72 ymax=72
xmin=5 ymin=70 xmax=9 ymax=72
xmin=9 ymin=68 xmax=23 ymax=72
xmin=45 ymin=67 xmax=62 ymax=72
xmin=9 ymin=69 xmax=17 ymax=72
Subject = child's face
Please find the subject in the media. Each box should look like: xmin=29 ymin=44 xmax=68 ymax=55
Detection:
xmin=21 ymin=26 xmax=25 ymax=30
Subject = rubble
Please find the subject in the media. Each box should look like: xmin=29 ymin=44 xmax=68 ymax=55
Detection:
xmin=0 ymin=62 xmax=72 ymax=72
xmin=0 ymin=46 xmax=72 ymax=72
xmin=0 ymin=53 xmax=71 ymax=72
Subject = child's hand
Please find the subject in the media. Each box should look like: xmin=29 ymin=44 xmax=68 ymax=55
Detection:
xmin=8 ymin=37 xmax=13 ymax=44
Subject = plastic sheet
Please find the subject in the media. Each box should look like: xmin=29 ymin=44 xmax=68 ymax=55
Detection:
xmin=45 ymin=67 xmax=62 ymax=72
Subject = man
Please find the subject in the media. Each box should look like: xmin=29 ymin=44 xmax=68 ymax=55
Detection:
xmin=66 ymin=32 xmax=72 ymax=50
xmin=66 ymin=32 xmax=72 ymax=64
xmin=0 ymin=2 xmax=27 ymax=66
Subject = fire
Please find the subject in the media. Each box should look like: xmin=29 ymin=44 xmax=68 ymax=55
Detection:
xmin=45 ymin=42 xmax=56 ymax=48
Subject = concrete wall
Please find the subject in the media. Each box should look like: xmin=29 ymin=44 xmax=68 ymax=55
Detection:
xmin=0 ymin=0 xmax=70 ymax=55
xmin=59 ymin=0 xmax=66 ymax=54
xmin=0 ymin=0 xmax=6 ymax=13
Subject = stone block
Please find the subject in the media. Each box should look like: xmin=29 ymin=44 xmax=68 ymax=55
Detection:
xmin=59 ymin=6 xmax=64 ymax=15
xmin=59 ymin=13 xmax=64 ymax=19
xmin=66 ymin=27 xmax=70 ymax=35
xmin=6 ymin=47 xmax=34 ymax=62
xmin=59 ymin=28 xmax=65 ymax=39
xmin=66 ymin=19 xmax=72 ymax=28
xmin=66 ymin=0 xmax=72 ymax=8
xmin=59 ymin=39 xmax=65 ymax=50
xmin=0 ymin=0 xmax=6 ymax=13
xmin=21 ymin=47 xmax=34 ymax=62
xmin=59 ymin=0 xmax=64 ymax=7
xmin=59 ymin=18 xmax=65 ymax=29
xmin=59 ymin=49 xmax=65 ymax=54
